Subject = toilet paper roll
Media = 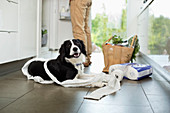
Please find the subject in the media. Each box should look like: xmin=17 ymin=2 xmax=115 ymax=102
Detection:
xmin=109 ymin=64 xmax=127 ymax=74
xmin=124 ymin=64 xmax=153 ymax=80
xmin=110 ymin=69 xmax=124 ymax=81
xmin=109 ymin=63 xmax=152 ymax=80
xmin=125 ymin=67 xmax=139 ymax=80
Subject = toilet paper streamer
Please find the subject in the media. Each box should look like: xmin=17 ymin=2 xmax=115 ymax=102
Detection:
xmin=84 ymin=70 xmax=124 ymax=100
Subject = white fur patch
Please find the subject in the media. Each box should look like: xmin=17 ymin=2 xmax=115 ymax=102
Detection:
xmin=65 ymin=52 xmax=85 ymax=79
xmin=70 ymin=40 xmax=80 ymax=56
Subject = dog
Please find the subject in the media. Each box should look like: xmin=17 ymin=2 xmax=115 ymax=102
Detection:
xmin=28 ymin=39 xmax=87 ymax=82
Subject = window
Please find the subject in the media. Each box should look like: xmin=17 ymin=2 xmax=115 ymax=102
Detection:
xmin=148 ymin=0 xmax=170 ymax=72
xmin=91 ymin=0 xmax=127 ymax=48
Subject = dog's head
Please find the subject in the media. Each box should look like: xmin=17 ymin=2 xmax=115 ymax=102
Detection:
xmin=59 ymin=39 xmax=87 ymax=61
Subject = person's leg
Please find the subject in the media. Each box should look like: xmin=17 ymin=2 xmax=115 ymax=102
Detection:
xmin=70 ymin=0 xmax=87 ymax=47
xmin=84 ymin=0 xmax=92 ymax=66
xmin=70 ymin=0 xmax=92 ymax=66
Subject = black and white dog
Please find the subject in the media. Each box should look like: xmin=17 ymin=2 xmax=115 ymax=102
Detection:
xmin=27 ymin=39 xmax=87 ymax=82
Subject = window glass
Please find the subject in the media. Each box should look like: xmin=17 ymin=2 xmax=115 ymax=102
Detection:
xmin=148 ymin=0 xmax=170 ymax=72
xmin=91 ymin=0 xmax=127 ymax=48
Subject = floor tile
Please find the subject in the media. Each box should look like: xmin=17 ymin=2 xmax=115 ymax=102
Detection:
xmin=122 ymin=79 xmax=140 ymax=86
xmin=0 ymin=79 xmax=34 ymax=98
xmin=0 ymin=85 xmax=88 ymax=113
xmin=0 ymin=103 xmax=81 ymax=113
xmin=0 ymin=71 xmax=26 ymax=80
xmin=147 ymin=95 xmax=170 ymax=113
xmin=28 ymin=85 xmax=89 ymax=104
xmin=0 ymin=98 xmax=15 ymax=110
xmin=78 ymin=104 xmax=153 ymax=113
xmin=84 ymin=85 xmax=150 ymax=106
xmin=140 ymin=77 xmax=170 ymax=97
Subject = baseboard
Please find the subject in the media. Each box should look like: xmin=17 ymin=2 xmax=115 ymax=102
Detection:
xmin=139 ymin=52 xmax=170 ymax=83
xmin=0 ymin=58 xmax=32 ymax=77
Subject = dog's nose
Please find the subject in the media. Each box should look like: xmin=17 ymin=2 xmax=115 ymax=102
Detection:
xmin=73 ymin=47 xmax=78 ymax=52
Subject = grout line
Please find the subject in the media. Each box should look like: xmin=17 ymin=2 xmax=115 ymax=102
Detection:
xmin=0 ymin=88 xmax=35 ymax=111
xmin=76 ymin=87 xmax=91 ymax=113
xmin=140 ymin=83 xmax=155 ymax=113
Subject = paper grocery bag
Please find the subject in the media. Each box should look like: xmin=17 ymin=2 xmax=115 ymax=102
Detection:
xmin=102 ymin=35 xmax=137 ymax=73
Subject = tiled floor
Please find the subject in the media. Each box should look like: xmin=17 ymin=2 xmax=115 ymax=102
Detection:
xmin=0 ymin=53 xmax=170 ymax=113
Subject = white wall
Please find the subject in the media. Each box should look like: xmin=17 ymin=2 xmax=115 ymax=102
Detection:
xmin=137 ymin=8 xmax=149 ymax=54
xmin=127 ymin=0 xmax=149 ymax=54
xmin=42 ymin=0 xmax=50 ymax=30
xmin=49 ymin=0 xmax=73 ymax=50
xmin=127 ymin=0 xmax=142 ymax=37
xmin=57 ymin=0 xmax=73 ymax=49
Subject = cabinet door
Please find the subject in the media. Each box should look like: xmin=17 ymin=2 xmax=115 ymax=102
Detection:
xmin=18 ymin=0 xmax=37 ymax=59
xmin=0 ymin=0 xmax=18 ymax=31
xmin=0 ymin=32 xmax=18 ymax=64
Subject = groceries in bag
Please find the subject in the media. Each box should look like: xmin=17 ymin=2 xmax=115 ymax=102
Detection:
xmin=102 ymin=35 xmax=139 ymax=73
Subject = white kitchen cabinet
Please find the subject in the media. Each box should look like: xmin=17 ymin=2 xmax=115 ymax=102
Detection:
xmin=0 ymin=0 xmax=37 ymax=64
xmin=0 ymin=0 xmax=18 ymax=64
xmin=0 ymin=0 xmax=18 ymax=31
xmin=0 ymin=32 xmax=18 ymax=63
xmin=18 ymin=0 xmax=37 ymax=59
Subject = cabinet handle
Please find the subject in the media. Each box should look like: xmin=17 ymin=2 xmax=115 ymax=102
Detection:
xmin=6 ymin=0 xmax=18 ymax=4
xmin=0 ymin=30 xmax=17 ymax=33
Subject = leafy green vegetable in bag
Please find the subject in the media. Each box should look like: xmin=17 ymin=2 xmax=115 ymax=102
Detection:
xmin=112 ymin=35 xmax=123 ymax=44
xmin=128 ymin=36 xmax=140 ymax=62
xmin=111 ymin=34 xmax=140 ymax=62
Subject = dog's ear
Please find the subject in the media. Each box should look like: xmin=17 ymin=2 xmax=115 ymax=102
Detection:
xmin=59 ymin=43 xmax=66 ymax=61
xmin=77 ymin=39 xmax=87 ymax=56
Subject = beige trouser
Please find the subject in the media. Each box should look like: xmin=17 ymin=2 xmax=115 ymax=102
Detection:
xmin=70 ymin=0 xmax=92 ymax=60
